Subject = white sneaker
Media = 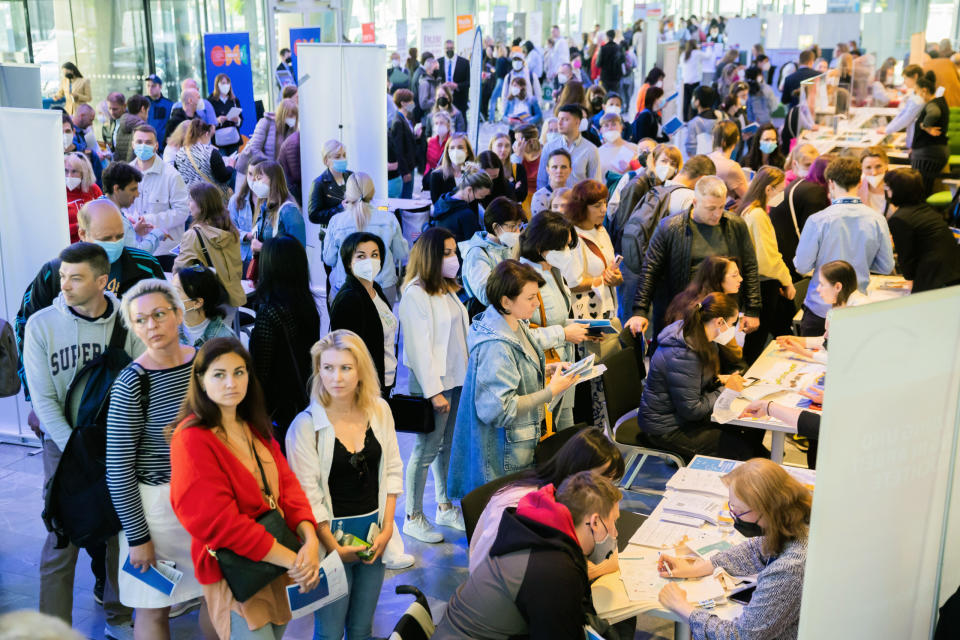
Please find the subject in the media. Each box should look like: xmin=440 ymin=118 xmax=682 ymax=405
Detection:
xmin=403 ymin=513 xmax=443 ymax=543
xmin=169 ymin=597 xmax=202 ymax=618
xmin=435 ymin=505 xmax=466 ymax=531
xmin=104 ymin=621 xmax=135 ymax=640
xmin=384 ymin=551 xmax=416 ymax=570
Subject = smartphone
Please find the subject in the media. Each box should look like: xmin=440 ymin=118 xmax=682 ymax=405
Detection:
xmin=729 ymin=586 xmax=756 ymax=605
xmin=613 ymin=254 xmax=624 ymax=268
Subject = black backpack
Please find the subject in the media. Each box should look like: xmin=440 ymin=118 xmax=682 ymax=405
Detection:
xmin=41 ymin=322 xmax=147 ymax=549
xmin=621 ymin=184 xmax=686 ymax=274
xmin=605 ymin=171 xmax=656 ymax=254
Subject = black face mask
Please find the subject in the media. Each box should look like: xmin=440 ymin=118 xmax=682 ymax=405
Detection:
xmin=733 ymin=514 xmax=764 ymax=538
xmin=445 ymin=49 xmax=455 ymax=58
xmin=636 ymin=151 xmax=650 ymax=167
xmin=65 ymin=72 xmax=74 ymax=79
xmin=437 ymin=97 xmax=450 ymax=108
xmin=284 ymin=57 xmax=292 ymax=64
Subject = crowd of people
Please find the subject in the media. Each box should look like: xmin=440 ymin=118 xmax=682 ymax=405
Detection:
xmin=8 ymin=14 xmax=960 ymax=640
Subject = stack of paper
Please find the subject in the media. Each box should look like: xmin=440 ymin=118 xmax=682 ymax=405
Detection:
xmin=665 ymin=468 xmax=729 ymax=498
xmin=629 ymin=518 xmax=701 ymax=549
xmin=661 ymin=492 xmax=722 ymax=525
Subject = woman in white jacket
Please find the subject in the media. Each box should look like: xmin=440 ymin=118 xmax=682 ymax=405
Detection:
xmin=286 ymin=329 xmax=403 ymax=640
xmin=397 ymin=227 xmax=469 ymax=543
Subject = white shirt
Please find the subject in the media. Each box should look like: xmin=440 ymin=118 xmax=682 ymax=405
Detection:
xmin=572 ymin=225 xmax=617 ymax=317
xmin=680 ymin=50 xmax=708 ymax=85
xmin=127 ymin=157 xmax=190 ymax=255
xmin=372 ymin=294 xmax=399 ymax=387
xmin=663 ymin=179 xmax=696 ymax=215
xmin=181 ymin=319 xmax=209 ymax=345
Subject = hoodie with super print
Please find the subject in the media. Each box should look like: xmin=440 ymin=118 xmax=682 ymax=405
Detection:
xmin=22 ymin=291 xmax=143 ymax=451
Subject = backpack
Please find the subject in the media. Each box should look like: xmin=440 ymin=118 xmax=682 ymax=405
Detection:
xmin=605 ymin=171 xmax=655 ymax=253
xmin=0 ymin=318 xmax=20 ymax=398
xmin=621 ymin=184 xmax=686 ymax=274
xmin=41 ymin=322 xmax=147 ymax=549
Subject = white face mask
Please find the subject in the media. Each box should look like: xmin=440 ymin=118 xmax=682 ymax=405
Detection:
xmin=544 ymin=248 xmax=579 ymax=285
xmin=510 ymin=85 xmax=522 ymax=96
xmin=604 ymin=105 xmax=621 ymax=115
xmin=655 ymin=162 xmax=675 ymax=181
xmin=284 ymin=117 xmax=297 ymax=128
xmin=795 ymin=165 xmax=810 ymax=179
xmin=578 ymin=118 xmax=589 ymax=132
xmin=547 ymin=132 xmax=560 ymax=144
xmin=866 ymin=174 xmax=884 ymax=188
xmin=218 ymin=82 xmax=231 ymax=95
xmin=197 ymin=98 xmax=205 ymax=110
xmin=441 ymin=254 xmax=460 ymax=278
xmin=498 ymin=230 xmax=520 ymax=248
xmin=602 ymin=130 xmax=621 ymax=143
xmin=352 ymin=257 xmax=381 ymax=281
xmin=557 ymin=73 xmax=570 ymax=84
xmin=767 ymin=190 xmax=785 ymax=208
xmin=713 ymin=321 xmax=737 ymax=344
xmin=249 ymin=180 xmax=270 ymax=198
xmin=436 ymin=125 xmax=449 ymax=138
xmin=62 ymin=133 xmax=74 ymax=150
xmin=65 ymin=176 xmax=82 ymax=190
xmin=448 ymin=148 xmax=467 ymax=165
xmin=512 ymin=59 xmax=524 ymax=71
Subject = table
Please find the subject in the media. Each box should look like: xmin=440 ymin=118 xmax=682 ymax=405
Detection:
xmin=792 ymin=274 xmax=913 ymax=328
xmin=798 ymin=106 xmax=908 ymax=159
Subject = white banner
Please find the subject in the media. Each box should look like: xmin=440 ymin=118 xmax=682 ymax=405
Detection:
xmin=0 ymin=107 xmax=70 ymax=440
xmin=396 ymin=19 xmax=407 ymax=52
xmin=421 ymin=17 xmax=446 ymax=57
xmin=467 ymin=27 xmax=483 ymax=152
xmin=296 ymin=44 xmax=387 ymax=291
xmin=528 ymin=11 xmax=543 ymax=48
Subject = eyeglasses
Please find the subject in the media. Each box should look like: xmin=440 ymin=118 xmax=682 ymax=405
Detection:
xmin=729 ymin=506 xmax=753 ymax=519
xmin=132 ymin=307 xmax=176 ymax=327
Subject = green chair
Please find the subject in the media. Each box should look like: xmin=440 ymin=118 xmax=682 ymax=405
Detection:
xmin=927 ymin=190 xmax=953 ymax=209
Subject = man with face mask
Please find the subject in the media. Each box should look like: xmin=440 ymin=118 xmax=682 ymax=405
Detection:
xmin=433 ymin=472 xmax=622 ymax=640
xmin=126 ymin=125 xmax=189 ymax=267
xmin=794 ymin=156 xmax=894 ymax=336
xmin=440 ymin=39 xmax=471 ymax=114
xmin=536 ymin=105 xmax=600 ymax=189
xmin=626 ymin=176 xmax=762 ymax=348
xmin=499 ymin=51 xmax=542 ymax=113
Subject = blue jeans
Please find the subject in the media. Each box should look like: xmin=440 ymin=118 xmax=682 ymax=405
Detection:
xmin=230 ymin=611 xmax=286 ymax=639
xmin=488 ymin=78 xmax=504 ymax=120
xmin=387 ymin=176 xmax=402 ymax=198
xmin=405 ymin=381 xmax=461 ymax=517
xmin=312 ymin=558 xmax=385 ymax=640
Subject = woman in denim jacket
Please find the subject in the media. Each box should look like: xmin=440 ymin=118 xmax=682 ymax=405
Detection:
xmin=448 ymin=260 xmax=579 ymax=499
xmin=515 ymin=211 xmax=592 ymax=430
xmin=323 ymin=172 xmax=410 ymax=305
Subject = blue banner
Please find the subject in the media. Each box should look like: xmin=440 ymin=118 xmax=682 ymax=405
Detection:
xmin=290 ymin=27 xmax=323 ymax=84
xmin=203 ymin=32 xmax=255 ymax=136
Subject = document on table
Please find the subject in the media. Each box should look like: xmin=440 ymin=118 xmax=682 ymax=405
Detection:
xmin=763 ymin=360 xmax=825 ymax=392
xmin=661 ymin=492 xmax=722 ymax=525
xmin=286 ymin=550 xmax=348 ymax=619
xmin=618 ymin=556 xmax=669 ymax=601
xmin=629 ymin=517 xmax=701 ymax=548
xmin=665 ymin=467 xmax=730 ymax=498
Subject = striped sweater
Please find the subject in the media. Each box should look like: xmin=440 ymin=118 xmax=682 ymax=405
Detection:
xmin=106 ymin=359 xmax=193 ymax=546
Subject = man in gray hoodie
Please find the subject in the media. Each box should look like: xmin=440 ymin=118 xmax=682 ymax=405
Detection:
xmin=22 ymin=242 xmax=142 ymax=638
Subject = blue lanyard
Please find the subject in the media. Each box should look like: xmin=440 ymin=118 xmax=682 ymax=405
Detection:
xmin=831 ymin=197 xmax=862 ymax=205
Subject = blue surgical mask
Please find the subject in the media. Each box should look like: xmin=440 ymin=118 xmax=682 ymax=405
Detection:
xmin=133 ymin=144 xmax=155 ymax=161
xmin=95 ymin=239 xmax=124 ymax=264
xmin=332 ymin=159 xmax=348 ymax=173
xmin=759 ymin=140 xmax=778 ymax=155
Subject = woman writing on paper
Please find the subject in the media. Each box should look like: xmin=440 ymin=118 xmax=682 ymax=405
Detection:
xmin=447 ymin=260 xmax=581 ymax=499
xmin=657 ymin=458 xmax=811 ymax=640
xmin=285 ymin=330 xmax=403 ymax=640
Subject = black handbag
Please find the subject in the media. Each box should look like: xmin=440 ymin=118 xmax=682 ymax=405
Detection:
xmin=208 ymin=438 xmax=302 ymax=602
xmin=388 ymin=394 xmax=435 ymax=433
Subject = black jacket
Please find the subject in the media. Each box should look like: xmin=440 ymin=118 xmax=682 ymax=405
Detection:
xmin=307 ymin=169 xmax=352 ymax=225
xmin=780 ymin=66 xmax=819 ymax=108
xmin=429 ymin=170 xmax=457 ymax=204
xmin=165 ymin=107 xmax=192 ymax=142
xmin=439 ymin=55 xmax=471 ymax=113
xmin=887 ymin=203 xmax=960 ymax=293
xmin=634 ymin=210 xmax=762 ymax=319
xmin=14 ymin=247 xmax=164 ymax=399
xmin=597 ymin=41 xmax=624 ymax=86
xmin=389 ymin=112 xmax=417 ymax=178
xmin=329 ymin=276 xmax=391 ymax=389
xmin=768 ymin=178 xmax=830 ymax=282
xmin=631 ymin=110 xmax=668 ymax=143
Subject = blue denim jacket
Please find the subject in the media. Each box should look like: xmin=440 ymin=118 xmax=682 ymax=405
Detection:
xmin=448 ymin=307 xmax=551 ymax=499
xmin=228 ymin=192 xmax=254 ymax=263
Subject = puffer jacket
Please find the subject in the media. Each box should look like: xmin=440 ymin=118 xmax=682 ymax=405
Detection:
xmin=459 ymin=232 xmax=512 ymax=306
xmin=247 ymin=113 xmax=279 ymax=159
xmin=447 ymin=307 xmax=553 ymax=499
xmin=173 ymin=224 xmax=246 ymax=307
xmin=431 ymin=193 xmax=481 ymax=243
xmin=637 ymin=319 xmax=723 ymax=437
xmin=277 ymin=131 xmax=302 ymax=205
xmin=633 ymin=210 xmax=762 ymax=318
xmin=114 ymin=113 xmax=146 ymax=162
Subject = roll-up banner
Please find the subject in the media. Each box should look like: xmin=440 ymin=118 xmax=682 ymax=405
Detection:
xmin=203 ymin=32 xmax=256 ymax=136
xmin=290 ymin=27 xmax=323 ymax=83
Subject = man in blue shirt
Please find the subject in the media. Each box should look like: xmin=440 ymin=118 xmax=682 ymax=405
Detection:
xmin=536 ymin=104 xmax=600 ymax=189
xmin=794 ymin=156 xmax=895 ymax=336
xmin=144 ymin=74 xmax=174 ymax=149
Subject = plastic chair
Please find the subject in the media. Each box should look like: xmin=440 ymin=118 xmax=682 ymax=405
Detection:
xmin=460 ymin=471 xmax=526 ymax=545
xmin=389 ymin=585 xmax=435 ymax=639
xmin=599 ymin=347 xmax=685 ymax=498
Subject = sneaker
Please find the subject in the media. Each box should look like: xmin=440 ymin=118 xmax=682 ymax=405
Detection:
xmin=93 ymin=577 xmax=104 ymax=605
xmin=384 ymin=551 xmax=416 ymax=570
xmin=104 ymin=621 xmax=135 ymax=640
xmin=402 ymin=513 xmax=443 ymax=543
xmin=435 ymin=505 xmax=466 ymax=531
xmin=169 ymin=597 xmax=202 ymax=618
xmin=792 ymin=434 xmax=810 ymax=452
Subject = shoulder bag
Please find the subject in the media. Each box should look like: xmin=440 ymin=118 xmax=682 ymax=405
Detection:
xmin=207 ymin=437 xmax=301 ymax=602
xmin=387 ymin=393 xmax=435 ymax=433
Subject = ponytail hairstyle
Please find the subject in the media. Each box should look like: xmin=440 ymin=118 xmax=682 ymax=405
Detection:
xmin=456 ymin=162 xmax=494 ymax=193
xmin=681 ymin=292 xmax=739 ymax=374
xmin=736 ymin=165 xmax=785 ymax=215
xmin=342 ymin=171 xmax=375 ymax=230
xmin=184 ymin=117 xmax=212 ymax=147
xmin=915 ymin=70 xmax=938 ymax=96
xmin=819 ymin=260 xmax=858 ymax=307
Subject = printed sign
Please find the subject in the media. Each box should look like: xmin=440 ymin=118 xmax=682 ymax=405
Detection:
xmin=203 ymin=32 xmax=255 ymax=136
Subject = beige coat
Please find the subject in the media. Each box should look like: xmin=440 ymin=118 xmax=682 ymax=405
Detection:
xmin=174 ymin=224 xmax=247 ymax=307
xmin=54 ymin=76 xmax=92 ymax=115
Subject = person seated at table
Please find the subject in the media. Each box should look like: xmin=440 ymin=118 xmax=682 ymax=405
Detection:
xmin=447 ymin=260 xmax=582 ymax=500
xmin=468 ymin=427 xmax=623 ymax=573
xmin=657 ymin=458 xmax=811 ymax=640
xmin=637 ymin=293 xmax=764 ymax=462
xmin=434 ymin=472 xmax=622 ymax=640
xmin=459 ymin=196 xmax=525 ymax=313
xmin=857 ymin=146 xmax=890 ymax=216
xmin=884 ymin=167 xmax=960 ymax=294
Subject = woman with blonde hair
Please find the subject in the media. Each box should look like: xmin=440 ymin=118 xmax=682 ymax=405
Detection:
xmin=64 ymin=152 xmax=101 ymax=243
xmin=286 ymin=330 xmax=404 ymax=640
xmin=539 ymin=116 xmax=560 ymax=146
xmin=428 ymin=132 xmax=476 ymax=203
xmin=308 ymin=139 xmax=353 ymax=227
xmin=657 ymin=457 xmax=811 ymax=640
xmin=736 ymin=166 xmax=795 ymax=363
xmin=250 ymin=159 xmax=305 ymax=249
xmin=173 ymin=118 xmax=234 ymax=193
xmin=323 ymin=171 xmax=409 ymax=304
xmin=162 ymin=119 xmax=191 ymax=166
xmin=783 ymin=143 xmax=817 ymax=185
xmin=247 ymin=97 xmax=298 ymax=160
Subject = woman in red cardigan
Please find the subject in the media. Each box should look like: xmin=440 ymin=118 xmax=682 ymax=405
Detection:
xmin=169 ymin=337 xmax=321 ymax=639
xmin=65 ymin=152 xmax=101 ymax=243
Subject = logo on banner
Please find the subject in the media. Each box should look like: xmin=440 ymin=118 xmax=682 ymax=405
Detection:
xmin=210 ymin=44 xmax=249 ymax=67
xmin=293 ymin=37 xmax=319 ymax=54
xmin=457 ymin=15 xmax=474 ymax=35
xmin=361 ymin=23 xmax=376 ymax=43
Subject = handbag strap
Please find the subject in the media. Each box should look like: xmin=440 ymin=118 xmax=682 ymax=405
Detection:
xmin=578 ymin=233 xmax=608 ymax=268
xmin=248 ymin=433 xmax=277 ymax=510
xmin=788 ymin=180 xmax=801 ymax=238
xmin=185 ymin=146 xmax=217 ymax=188
xmin=193 ymin=226 xmax=213 ymax=267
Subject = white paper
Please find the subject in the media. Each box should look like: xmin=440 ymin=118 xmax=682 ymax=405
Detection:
xmin=629 ymin=518 xmax=700 ymax=549
xmin=665 ymin=468 xmax=730 ymax=498
xmin=660 ymin=513 xmax=705 ymax=527
xmin=225 ymin=106 xmax=243 ymax=120
xmin=682 ymin=575 xmax=726 ymax=603
xmin=661 ymin=492 xmax=722 ymax=525
xmin=619 ymin=556 xmax=669 ymax=601
xmin=287 ymin=550 xmax=349 ymax=619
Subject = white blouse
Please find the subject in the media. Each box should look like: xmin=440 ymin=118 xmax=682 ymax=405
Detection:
xmin=571 ymin=225 xmax=617 ymax=318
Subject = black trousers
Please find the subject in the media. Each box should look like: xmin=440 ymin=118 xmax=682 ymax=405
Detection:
xmin=743 ymin=279 xmax=796 ymax=364
xmin=648 ymin=422 xmax=768 ymax=464
xmin=799 ymin=304 xmax=826 ymax=337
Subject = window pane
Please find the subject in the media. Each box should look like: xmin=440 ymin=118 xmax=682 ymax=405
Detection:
xmin=0 ymin=1 xmax=31 ymax=64
xmin=222 ymin=0 xmax=269 ymax=111
xmin=68 ymin=0 xmax=150 ymax=102
xmin=150 ymin=0 xmax=207 ymax=102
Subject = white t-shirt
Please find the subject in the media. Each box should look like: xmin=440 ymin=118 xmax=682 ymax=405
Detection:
xmin=182 ymin=319 xmax=209 ymax=346
xmin=372 ymin=295 xmax=399 ymax=387
xmin=598 ymin=143 xmax=636 ymax=177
